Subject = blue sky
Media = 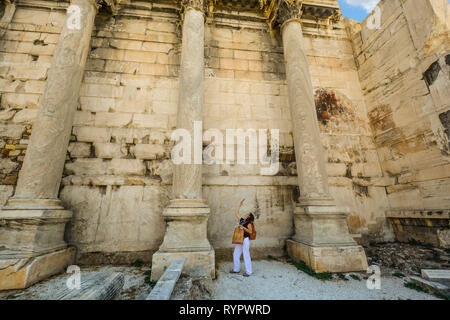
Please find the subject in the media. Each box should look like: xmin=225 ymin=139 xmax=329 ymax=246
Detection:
xmin=338 ymin=0 xmax=380 ymax=22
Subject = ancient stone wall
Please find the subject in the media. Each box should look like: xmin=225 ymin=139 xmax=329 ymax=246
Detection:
xmin=0 ymin=1 xmax=392 ymax=263
xmin=201 ymin=8 xmax=389 ymax=252
xmin=347 ymin=0 xmax=449 ymax=215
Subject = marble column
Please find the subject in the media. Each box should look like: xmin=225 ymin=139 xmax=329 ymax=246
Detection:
xmin=151 ymin=0 xmax=215 ymax=281
xmin=0 ymin=0 xmax=97 ymax=290
xmin=276 ymin=1 xmax=368 ymax=273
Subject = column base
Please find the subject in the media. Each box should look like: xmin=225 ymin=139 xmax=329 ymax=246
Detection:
xmin=287 ymin=198 xmax=368 ymax=273
xmin=0 ymin=200 xmax=74 ymax=290
xmin=151 ymin=199 xmax=215 ymax=280
xmin=286 ymin=239 xmax=368 ymax=273
xmin=0 ymin=208 xmax=72 ymax=258
xmin=0 ymin=247 xmax=75 ymax=290
xmin=151 ymin=249 xmax=215 ymax=281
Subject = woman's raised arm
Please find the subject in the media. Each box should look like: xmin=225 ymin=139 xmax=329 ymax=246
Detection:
xmin=235 ymin=200 xmax=244 ymax=221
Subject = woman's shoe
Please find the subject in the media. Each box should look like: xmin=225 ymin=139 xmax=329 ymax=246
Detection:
xmin=243 ymin=273 xmax=251 ymax=277
xmin=229 ymin=270 xmax=239 ymax=274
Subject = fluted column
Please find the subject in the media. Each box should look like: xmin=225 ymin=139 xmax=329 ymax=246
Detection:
xmin=6 ymin=0 xmax=97 ymax=209
xmin=172 ymin=1 xmax=205 ymax=200
xmin=151 ymin=0 xmax=215 ymax=281
xmin=282 ymin=19 xmax=331 ymax=202
xmin=0 ymin=0 xmax=98 ymax=290
xmin=270 ymin=0 xmax=368 ymax=273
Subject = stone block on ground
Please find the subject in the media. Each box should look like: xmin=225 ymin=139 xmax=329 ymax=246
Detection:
xmin=409 ymin=276 xmax=450 ymax=295
xmin=146 ymin=258 xmax=186 ymax=300
xmin=421 ymin=269 xmax=450 ymax=282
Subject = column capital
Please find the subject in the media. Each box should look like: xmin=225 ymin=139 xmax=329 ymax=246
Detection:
xmin=178 ymin=0 xmax=216 ymax=24
xmin=260 ymin=0 xmax=342 ymax=32
xmin=260 ymin=0 xmax=303 ymax=31
xmin=92 ymin=0 xmax=123 ymax=15
xmin=180 ymin=0 xmax=207 ymax=12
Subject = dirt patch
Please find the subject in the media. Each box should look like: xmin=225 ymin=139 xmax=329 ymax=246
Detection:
xmin=365 ymin=242 xmax=450 ymax=275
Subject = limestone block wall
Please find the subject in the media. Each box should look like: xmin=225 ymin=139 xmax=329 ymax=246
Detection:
xmin=203 ymin=10 xmax=390 ymax=252
xmin=0 ymin=1 xmax=390 ymax=263
xmin=202 ymin=16 xmax=294 ymax=258
xmin=348 ymin=0 xmax=450 ymax=213
xmin=60 ymin=6 xmax=181 ymax=263
xmin=305 ymin=28 xmax=390 ymax=242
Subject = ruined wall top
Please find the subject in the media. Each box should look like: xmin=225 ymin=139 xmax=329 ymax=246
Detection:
xmin=258 ymin=0 xmax=341 ymax=31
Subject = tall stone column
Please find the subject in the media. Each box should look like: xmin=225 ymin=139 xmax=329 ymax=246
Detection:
xmin=275 ymin=0 xmax=367 ymax=273
xmin=0 ymin=0 xmax=97 ymax=290
xmin=151 ymin=0 xmax=215 ymax=281
xmin=0 ymin=1 xmax=16 ymax=39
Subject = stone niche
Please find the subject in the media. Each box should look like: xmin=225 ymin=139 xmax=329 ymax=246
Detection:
xmin=387 ymin=210 xmax=450 ymax=248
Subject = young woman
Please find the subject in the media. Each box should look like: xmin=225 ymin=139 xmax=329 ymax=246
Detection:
xmin=230 ymin=199 xmax=254 ymax=277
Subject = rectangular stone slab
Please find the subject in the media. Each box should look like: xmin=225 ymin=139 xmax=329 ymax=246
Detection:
xmin=421 ymin=269 xmax=450 ymax=281
xmin=146 ymin=258 xmax=186 ymax=300
xmin=410 ymin=276 xmax=449 ymax=294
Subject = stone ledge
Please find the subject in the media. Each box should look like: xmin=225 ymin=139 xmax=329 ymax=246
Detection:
xmin=386 ymin=210 xmax=450 ymax=219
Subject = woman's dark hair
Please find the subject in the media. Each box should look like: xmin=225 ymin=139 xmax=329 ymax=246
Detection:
xmin=247 ymin=213 xmax=255 ymax=223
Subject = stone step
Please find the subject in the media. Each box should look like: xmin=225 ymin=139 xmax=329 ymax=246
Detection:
xmin=421 ymin=269 xmax=450 ymax=282
xmin=409 ymin=276 xmax=450 ymax=295
xmin=56 ymin=272 xmax=124 ymax=300
xmin=146 ymin=258 xmax=186 ymax=300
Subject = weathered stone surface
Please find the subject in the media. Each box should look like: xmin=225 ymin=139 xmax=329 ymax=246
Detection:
xmin=347 ymin=0 xmax=450 ymax=214
xmin=68 ymin=142 xmax=91 ymax=158
xmin=94 ymin=143 xmax=127 ymax=159
xmin=0 ymin=124 xmax=26 ymax=139
xmin=131 ymin=144 xmax=165 ymax=160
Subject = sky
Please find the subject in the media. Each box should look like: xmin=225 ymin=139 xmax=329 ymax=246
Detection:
xmin=338 ymin=0 xmax=381 ymax=22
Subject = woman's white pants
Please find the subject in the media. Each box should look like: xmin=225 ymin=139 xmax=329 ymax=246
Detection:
xmin=233 ymin=237 xmax=252 ymax=275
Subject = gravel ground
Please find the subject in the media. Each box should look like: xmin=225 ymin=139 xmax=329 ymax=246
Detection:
xmin=0 ymin=260 xmax=442 ymax=300
xmin=213 ymin=259 xmax=440 ymax=300
xmin=0 ymin=265 xmax=152 ymax=300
